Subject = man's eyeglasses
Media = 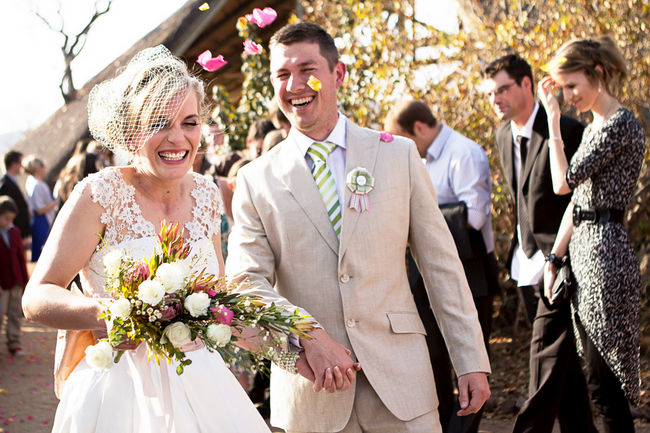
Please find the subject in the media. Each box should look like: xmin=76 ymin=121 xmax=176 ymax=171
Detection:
xmin=486 ymin=81 xmax=518 ymax=98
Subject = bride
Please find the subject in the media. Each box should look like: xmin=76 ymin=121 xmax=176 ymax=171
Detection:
xmin=22 ymin=46 xmax=272 ymax=433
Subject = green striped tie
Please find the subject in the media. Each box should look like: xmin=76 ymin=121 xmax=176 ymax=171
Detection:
xmin=308 ymin=142 xmax=342 ymax=238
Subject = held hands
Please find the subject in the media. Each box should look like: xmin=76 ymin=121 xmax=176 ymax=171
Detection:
xmin=537 ymin=77 xmax=561 ymax=121
xmin=456 ymin=372 xmax=491 ymax=416
xmin=299 ymin=328 xmax=361 ymax=393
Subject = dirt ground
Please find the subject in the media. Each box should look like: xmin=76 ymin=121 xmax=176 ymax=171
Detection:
xmin=1 ymin=319 xmax=650 ymax=433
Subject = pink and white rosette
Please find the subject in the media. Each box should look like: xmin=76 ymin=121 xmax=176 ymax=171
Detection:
xmin=346 ymin=167 xmax=374 ymax=212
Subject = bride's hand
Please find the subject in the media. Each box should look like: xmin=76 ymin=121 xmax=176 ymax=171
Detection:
xmin=102 ymin=319 xmax=140 ymax=351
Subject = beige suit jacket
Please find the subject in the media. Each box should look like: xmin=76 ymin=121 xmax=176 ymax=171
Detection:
xmin=226 ymin=120 xmax=490 ymax=432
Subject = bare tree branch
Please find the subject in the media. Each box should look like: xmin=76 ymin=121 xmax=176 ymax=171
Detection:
xmin=32 ymin=0 xmax=113 ymax=104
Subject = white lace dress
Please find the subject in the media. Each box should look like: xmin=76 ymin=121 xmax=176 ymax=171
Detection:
xmin=52 ymin=167 xmax=270 ymax=433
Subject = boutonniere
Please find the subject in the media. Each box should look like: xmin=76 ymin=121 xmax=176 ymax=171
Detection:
xmin=346 ymin=167 xmax=374 ymax=212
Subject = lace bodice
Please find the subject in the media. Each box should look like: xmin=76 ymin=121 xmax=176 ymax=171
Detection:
xmin=71 ymin=167 xmax=224 ymax=298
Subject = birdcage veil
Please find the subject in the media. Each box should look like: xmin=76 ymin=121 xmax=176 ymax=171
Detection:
xmin=87 ymin=45 xmax=199 ymax=154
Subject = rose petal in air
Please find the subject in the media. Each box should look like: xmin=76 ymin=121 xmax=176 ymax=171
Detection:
xmin=199 ymin=3 xmax=209 ymax=11
xmin=197 ymin=50 xmax=228 ymax=72
xmin=243 ymin=40 xmax=264 ymax=55
xmin=245 ymin=7 xmax=277 ymax=28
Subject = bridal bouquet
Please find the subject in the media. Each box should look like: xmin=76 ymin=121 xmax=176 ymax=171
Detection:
xmin=86 ymin=222 xmax=313 ymax=375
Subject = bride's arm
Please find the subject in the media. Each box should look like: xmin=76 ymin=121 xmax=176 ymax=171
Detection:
xmin=22 ymin=185 xmax=107 ymax=331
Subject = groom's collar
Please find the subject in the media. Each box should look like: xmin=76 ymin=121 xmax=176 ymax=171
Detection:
xmin=291 ymin=112 xmax=348 ymax=157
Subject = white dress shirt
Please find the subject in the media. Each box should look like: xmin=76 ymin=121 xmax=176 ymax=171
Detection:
xmin=291 ymin=112 xmax=348 ymax=207
xmin=509 ymin=102 xmax=545 ymax=286
xmin=424 ymin=124 xmax=495 ymax=253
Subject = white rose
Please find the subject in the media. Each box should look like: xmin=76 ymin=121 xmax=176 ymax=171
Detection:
xmin=85 ymin=341 xmax=113 ymax=371
xmin=206 ymin=324 xmax=231 ymax=347
xmin=161 ymin=322 xmax=192 ymax=348
xmin=137 ymin=280 xmax=165 ymax=305
xmin=155 ymin=262 xmax=189 ymax=294
xmin=184 ymin=292 xmax=210 ymax=318
xmin=110 ymin=297 xmax=132 ymax=320
xmin=103 ymin=249 xmax=123 ymax=277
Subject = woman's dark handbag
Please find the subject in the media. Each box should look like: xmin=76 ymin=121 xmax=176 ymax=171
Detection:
xmin=543 ymin=256 xmax=576 ymax=309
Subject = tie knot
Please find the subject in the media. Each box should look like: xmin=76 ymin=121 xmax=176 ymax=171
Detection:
xmin=517 ymin=135 xmax=528 ymax=146
xmin=308 ymin=141 xmax=335 ymax=162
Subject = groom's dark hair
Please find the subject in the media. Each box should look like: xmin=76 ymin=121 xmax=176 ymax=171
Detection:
xmin=270 ymin=22 xmax=339 ymax=71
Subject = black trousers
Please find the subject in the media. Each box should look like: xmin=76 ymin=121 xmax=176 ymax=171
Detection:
xmin=576 ymin=317 xmax=635 ymax=433
xmin=412 ymin=278 xmax=492 ymax=433
xmin=512 ymin=294 xmax=597 ymax=433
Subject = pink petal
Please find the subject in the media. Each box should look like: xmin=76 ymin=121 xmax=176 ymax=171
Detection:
xmin=243 ymin=40 xmax=263 ymax=55
xmin=196 ymin=50 xmax=228 ymax=72
xmin=247 ymin=7 xmax=277 ymax=28
xmin=379 ymin=131 xmax=394 ymax=142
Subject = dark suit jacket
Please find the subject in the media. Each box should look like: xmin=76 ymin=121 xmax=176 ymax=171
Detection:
xmin=0 ymin=174 xmax=31 ymax=238
xmin=0 ymin=226 xmax=28 ymax=290
xmin=496 ymin=106 xmax=583 ymax=262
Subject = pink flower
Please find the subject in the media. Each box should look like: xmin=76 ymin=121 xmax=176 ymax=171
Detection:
xmin=245 ymin=7 xmax=277 ymax=28
xmin=197 ymin=50 xmax=227 ymax=72
xmin=243 ymin=40 xmax=263 ymax=55
xmin=159 ymin=300 xmax=183 ymax=321
xmin=379 ymin=131 xmax=394 ymax=142
xmin=212 ymin=305 xmax=234 ymax=325
xmin=207 ymin=289 xmax=217 ymax=297
xmin=129 ymin=261 xmax=150 ymax=283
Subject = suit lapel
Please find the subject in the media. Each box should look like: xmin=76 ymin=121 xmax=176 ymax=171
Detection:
xmin=276 ymin=138 xmax=339 ymax=255
xmin=521 ymin=108 xmax=548 ymax=185
xmin=497 ymin=125 xmax=516 ymax=193
xmin=339 ymin=122 xmax=380 ymax=261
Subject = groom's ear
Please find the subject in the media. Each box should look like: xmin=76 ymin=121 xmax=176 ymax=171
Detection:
xmin=334 ymin=61 xmax=346 ymax=87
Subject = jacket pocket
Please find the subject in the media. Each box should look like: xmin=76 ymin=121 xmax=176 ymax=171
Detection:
xmin=386 ymin=311 xmax=427 ymax=335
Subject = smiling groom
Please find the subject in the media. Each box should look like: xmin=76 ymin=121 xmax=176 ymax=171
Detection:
xmin=226 ymin=22 xmax=490 ymax=433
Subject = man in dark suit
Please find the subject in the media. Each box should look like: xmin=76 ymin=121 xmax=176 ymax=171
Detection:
xmin=384 ymin=99 xmax=499 ymax=433
xmin=483 ymin=55 xmax=596 ymax=433
xmin=0 ymin=151 xmax=30 ymax=239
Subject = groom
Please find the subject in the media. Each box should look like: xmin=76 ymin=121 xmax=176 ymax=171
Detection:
xmin=226 ymin=22 xmax=490 ymax=433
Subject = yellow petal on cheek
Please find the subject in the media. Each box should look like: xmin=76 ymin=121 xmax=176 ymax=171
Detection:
xmin=541 ymin=56 xmax=567 ymax=72
xmin=199 ymin=3 xmax=210 ymax=10
xmin=307 ymin=75 xmax=322 ymax=92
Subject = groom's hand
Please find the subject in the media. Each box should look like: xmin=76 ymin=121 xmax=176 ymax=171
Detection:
xmin=456 ymin=372 xmax=490 ymax=416
xmin=300 ymin=328 xmax=360 ymax=393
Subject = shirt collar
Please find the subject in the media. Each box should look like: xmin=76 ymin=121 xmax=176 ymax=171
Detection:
xmin=426 ymin=123 xmax=451 ymax=161
xmin=292 ymin=113 xmax=348 ymax=157
xmin=511 ymin=101 xmax=539 ymax=142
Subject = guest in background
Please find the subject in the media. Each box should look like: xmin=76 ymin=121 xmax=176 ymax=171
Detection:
xmin=262 ymin=129 xmax=285 ymax=154
xmin=246 ymin=118 xmax=276 ymax=160
xmin=384 ymin=99 xmax=499 ymax=433
xmin=269 ymin=100 xmax=291 ymax=137
xmin=483 ymin=54 xmax=596 ymax=433
xmin=0 ymin=151 xmax=30 ymax=240
xmin=0 ymin=196 xmax=29 ymax=356
xmin=538 ymin=35 xmax=645 ymax=433
xmin=23 ymin=156 xmax=58 ymax=262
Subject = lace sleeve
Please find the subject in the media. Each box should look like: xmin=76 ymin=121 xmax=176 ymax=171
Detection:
xmin=72 ymin=167 xmax=153 ymax=244
xmin=187 ymin=173 xmax=224 ymax=243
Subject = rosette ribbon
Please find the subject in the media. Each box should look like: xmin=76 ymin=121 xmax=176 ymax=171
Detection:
xmin=346 ymin=167 xmax=374 ymax=212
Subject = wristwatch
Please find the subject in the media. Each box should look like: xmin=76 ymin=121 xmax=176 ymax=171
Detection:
xmin=545 ymin=253 xmax=563 ymax=268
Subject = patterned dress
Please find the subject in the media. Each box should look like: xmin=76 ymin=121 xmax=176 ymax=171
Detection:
xmin=566 ymin=107 xmax=645 ymax=403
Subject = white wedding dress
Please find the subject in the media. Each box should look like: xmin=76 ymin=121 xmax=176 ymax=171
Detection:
xmin=52 ymin=167 xmax=270 ymax=433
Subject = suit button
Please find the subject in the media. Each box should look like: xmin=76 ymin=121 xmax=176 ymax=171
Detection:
xmin=346 ymin=319 xmax=356 ymax=328
xmin=340 ymin=274 xmax=350 ymax=283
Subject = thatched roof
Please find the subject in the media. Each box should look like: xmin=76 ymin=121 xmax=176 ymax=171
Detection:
xmin=15 ymin=0 xmax=296 ymax=185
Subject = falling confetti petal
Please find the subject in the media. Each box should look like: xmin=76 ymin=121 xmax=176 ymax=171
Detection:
xmin=307 ymin=75 xmax=321 ymax=92
xmin=245 ymin=7 xmax=277 ymax=28
xmin=199 ymin=2 xmax=209 ymax=11
xmin=243 ymin=40 xmax=263 ymax=55
xmin=196 ymin=50 xmax=227 ymax=72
